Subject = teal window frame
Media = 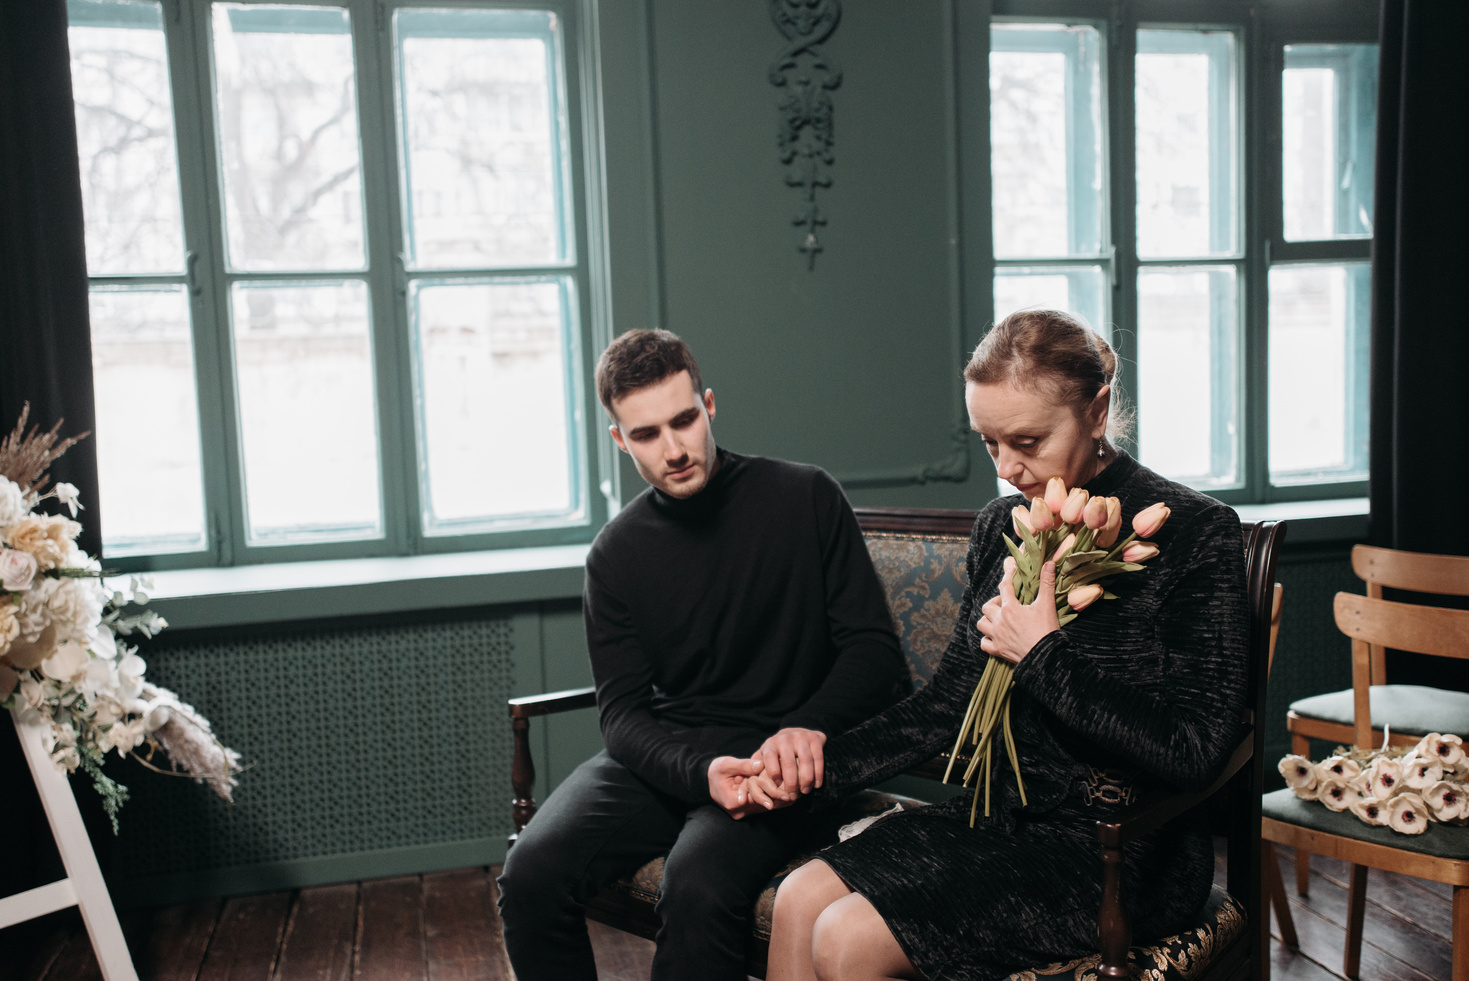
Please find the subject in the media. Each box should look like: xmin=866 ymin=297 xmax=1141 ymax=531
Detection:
xmin=976 ymin=0 xmax=1379 ymax=508
xmin=70 ymin=0 xmax=614 ymax=571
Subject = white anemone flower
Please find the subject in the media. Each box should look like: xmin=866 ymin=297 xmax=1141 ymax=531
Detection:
xmin=1280 ymin=755 xmax=1319 ymax=797
xmin=1416 ymin=732 xmax=1467 ymax=769
xmin=1349 ymin=796 xmax=1388 ymax=826
xmin=1423 ymin=781 xmax=1468 ymax=822
xmin=1318 ymin=777 xmax=1356 ymax=812
xmin=1387 ymin=792 xmax=1430 ymax=834
xmin=1367 ymin=758 xmax=1405 ymax=799
xmin=1403 ymin=754 xmax=1445 ymax=790
xmin=1317 ymin=755 xmax=1362 ymax=782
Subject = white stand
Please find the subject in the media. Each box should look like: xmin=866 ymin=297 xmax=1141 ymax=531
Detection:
xmin=1 ymin=709 xmax=138 ymax=981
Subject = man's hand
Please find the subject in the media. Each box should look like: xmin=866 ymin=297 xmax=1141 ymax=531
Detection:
xmin=755 ymin=727 xmax=828 ymax=799
xmin=708 ymin=756 xmax=777 ymax=819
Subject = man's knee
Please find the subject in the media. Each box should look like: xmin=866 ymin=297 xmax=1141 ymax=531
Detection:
xmin=498 ymin=823 xmax=585 ymax=922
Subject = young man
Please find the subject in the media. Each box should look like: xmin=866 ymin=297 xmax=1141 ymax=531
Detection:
xmin=497 ymin=329 xmax=904 ymax=981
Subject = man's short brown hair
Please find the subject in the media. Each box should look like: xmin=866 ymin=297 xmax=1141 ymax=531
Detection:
xmin=595 ymin=329 xmax=703 ymax=417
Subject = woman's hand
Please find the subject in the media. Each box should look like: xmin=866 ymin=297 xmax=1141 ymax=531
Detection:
xmin=977 ymin=560 xmax=1061 ymax=664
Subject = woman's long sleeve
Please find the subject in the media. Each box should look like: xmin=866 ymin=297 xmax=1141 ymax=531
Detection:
xmin=1010 ymin=504 xmax=1248 ymax=792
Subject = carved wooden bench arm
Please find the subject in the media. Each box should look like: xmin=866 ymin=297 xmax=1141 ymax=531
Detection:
xmin=508 ymin=686 xmax=597 ymax=841
xmin=1090 ymin=728 xmax=1254 ymax=978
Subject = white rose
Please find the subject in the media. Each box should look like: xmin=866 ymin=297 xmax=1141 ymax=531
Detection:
xmin=39 ymin=639 xmax=90 ymax=683
xmin=0 ymin=477 xmax=28 ymax=529
xmin=46 ymin=577 xmax=104 ymax=644
xmin=1387 ymin=792 xmax=1430 ymax=834
xmin=0 ymin=549 xmax=38 ymax=591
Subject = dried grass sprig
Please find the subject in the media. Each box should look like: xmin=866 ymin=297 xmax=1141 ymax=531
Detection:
xmin=0 ymin=402 xmax=88 ymax=496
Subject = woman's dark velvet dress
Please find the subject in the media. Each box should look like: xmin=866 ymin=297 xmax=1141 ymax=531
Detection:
xmin=811 ymin=452 xmax=1249 ymax=981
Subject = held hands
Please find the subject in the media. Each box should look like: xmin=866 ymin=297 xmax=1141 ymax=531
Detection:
xmin=707 ymin=726 xmax=828 ymax=820
xmin=976 ymin=559 xmax=1060 ymax=665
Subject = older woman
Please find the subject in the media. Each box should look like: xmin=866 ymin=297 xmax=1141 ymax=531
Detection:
xmin=761 ymin=310 xmax=1250 ymax=981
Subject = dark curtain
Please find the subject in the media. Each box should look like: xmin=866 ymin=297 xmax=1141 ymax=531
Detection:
xmin=0 ymin=0 xmax=106 ymax=929
xmin=1367 ymin=0 xmax=1469 ymax=687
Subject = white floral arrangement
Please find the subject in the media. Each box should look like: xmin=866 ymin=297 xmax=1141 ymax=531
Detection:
xmin=0 ymin=407 xmax=240 ymax=830
xmin=1279 ymin=729 xmax=1467 ymax=835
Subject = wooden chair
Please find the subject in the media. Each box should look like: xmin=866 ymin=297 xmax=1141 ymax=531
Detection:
xmin=507 ymin=509 xmax=1284 ymax=981
xmin=1281 ymin=546 xmax=1469 ymax=896
xmin=1262 ymin=579 xmax=1469 ymax=981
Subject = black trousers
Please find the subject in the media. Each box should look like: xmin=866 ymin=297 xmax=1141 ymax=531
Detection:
xmin=497 ymin=750 xmax=815 ymax=981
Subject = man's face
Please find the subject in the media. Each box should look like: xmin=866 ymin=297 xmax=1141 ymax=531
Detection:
xmin=609 ymin=370 xmax=719 ymax=498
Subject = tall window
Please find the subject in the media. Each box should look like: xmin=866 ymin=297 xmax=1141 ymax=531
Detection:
xmin=985 ymin=5 xmax=1377 ymax=504
xmin=67 ymin=0 xmax=603 ymax=567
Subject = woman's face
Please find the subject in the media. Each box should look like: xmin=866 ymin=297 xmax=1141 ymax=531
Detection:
xmin=966 ymin=378 xmax=1110 ymax=500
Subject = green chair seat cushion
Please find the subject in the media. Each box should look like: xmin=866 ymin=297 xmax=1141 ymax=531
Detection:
xmin=596 ymin=788 xmax=1247 ymax=979
xmin=1289 ymin=685 xmax=1469 ymax=739
xmin=1262 ymin=788 xmax=1469 ymax=859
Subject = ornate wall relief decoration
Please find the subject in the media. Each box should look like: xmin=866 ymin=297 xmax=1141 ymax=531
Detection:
xmin=769 ymin=0 xmax=842 ymax=269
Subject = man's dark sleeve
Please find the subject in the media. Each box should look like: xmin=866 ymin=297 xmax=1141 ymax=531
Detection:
xmin=583 ymin=552 xmax=721 ymax=803
xmin=778 ymin=470 xmax=906 ymax=735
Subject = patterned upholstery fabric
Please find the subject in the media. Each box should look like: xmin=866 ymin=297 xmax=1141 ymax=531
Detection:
xmin=1002 ymin=887 xmax=1245 ymax=981
xmin=863 ymin=530 xmax=971 ymax=687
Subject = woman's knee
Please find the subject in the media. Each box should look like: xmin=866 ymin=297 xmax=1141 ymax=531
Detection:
xmin=810 ymin=895 xmax=911 ymax=981
xmin=773 ymin=860 xmax=848 ymax=931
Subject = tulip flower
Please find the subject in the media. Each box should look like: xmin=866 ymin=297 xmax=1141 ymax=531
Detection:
xmin=1132 ymin=502 xmax=1172 ymax=538
xmin=1121 ymin=542 xmax=1159 ymax=563
xmin=1044 ymin=477 xmax=1067 ymax=515
xmin=1060 ymin=488 xmax=1089 ymax=525
xmin=1096 ymin=498 xmax=1123 ymax=548
xmin=1387 ymin=792 xmax=1430 ymax=834
xmin=1349 ymin=797 xmax=1388 ymax=826
xmin=1082 ymin=495 xmax=1108 ymax=531
xmin=1317 ymin=777 xmax=1354 ymax=812
xmin=1029 ymin=497 xmax=1055 ymax=533
xmin=1425 ymin=780 xmax=1468 ymax=822
xmin=1012 ymin=505 xmax=1033 ymax=536
xmin=1052 ymin=533 xmax=1076 ymax=561
xmin=1067 ymin=583 xmax=1103 ymax=611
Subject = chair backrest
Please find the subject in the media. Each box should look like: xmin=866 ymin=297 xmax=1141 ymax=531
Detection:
xmin=1350 ymin=544 xmax=1469 ymax=683
xmin=1333 ymin=591 xmax=1469 ymax=746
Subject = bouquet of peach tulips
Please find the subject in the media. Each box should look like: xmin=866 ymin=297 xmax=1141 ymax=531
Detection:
xmin=944 ymin=477 xmax=1171 ymax=825
xmin=1279 ymin=729 xmax=1469 ymax=834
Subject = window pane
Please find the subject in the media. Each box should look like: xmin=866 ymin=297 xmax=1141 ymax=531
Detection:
xmin=993 ymin=266 xmax=1108 ymax=340
xmin=990 ymin=25 xmax=1104 ymax=258
xmin=89 ymin=286 xmax=206 ymax=554
xmin=1137 ymin=266 xmax=1238 ymax=486
xmin=67 ymin=0 xmax=185 ymax=275
xmin=412 ymin=278 xmax=577 ymax=531
xmin=231 ymin=281 xmax=381 ymax=541
xmin=1282 ymin=44 xmax=1378 ymax=241
xmin=396 ymin=9 xmax=569 ymax=269
xmin=1269 ymin=264 xmax=1370 ymax=482
xmin=1136 ymin=30 xmax=1237 ymax=257
xmin=212 ymin=5 xmax=366 ymax=271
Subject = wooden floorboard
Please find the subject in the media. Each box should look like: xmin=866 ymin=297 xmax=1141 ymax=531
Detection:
xmin=354 ymin=876 xmax=425 ymax=981
xmin=195 ymin=892 xmax=292 ymax=981
xmin=422 ymin=869 xmax=511 ymax=981
xmin=9 ymin=846 xmax=1458 ymax=981
xmin=276 ymin=884 xmax=357 ymax=981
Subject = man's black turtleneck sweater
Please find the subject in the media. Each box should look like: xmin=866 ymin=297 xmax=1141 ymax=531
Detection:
xmin=583 ymin=448 xmax=905 ymax=804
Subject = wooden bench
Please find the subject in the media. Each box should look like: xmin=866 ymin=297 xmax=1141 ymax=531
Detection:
xmin=507 ymin=507 xmax=1283 ymax=981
